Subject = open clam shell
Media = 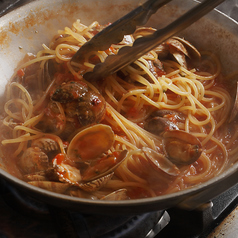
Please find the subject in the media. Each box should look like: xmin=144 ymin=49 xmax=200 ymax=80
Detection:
xmin=229 ymin=81 xmax=238 ymax=122
xmin=67 ymin=124 xmax=115 ymax=161
xmin=79 ymin=172 xmax=114 ymax=192
xmin=28 ymin=181 xmax=70 ymax=194
xmin=162 ymin=130 xmax=202 ymax=165
xmin=173 ymin=36 xmax=201 ymax=61
xmin=142 ymin=147 xmax=180 ymax=176
xmin=82 ymin=150 xmax=128 ymax=182
xmin=101 ymin=189 xmax=128 ymax=201
xmin=79 ymin=150 xmax=128 ymax=192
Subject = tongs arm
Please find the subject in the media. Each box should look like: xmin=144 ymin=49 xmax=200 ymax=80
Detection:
xmin=74 ymin=0 xmax=225 ymax=81
xmin=71 ymin=0 xmax=172 ymax=63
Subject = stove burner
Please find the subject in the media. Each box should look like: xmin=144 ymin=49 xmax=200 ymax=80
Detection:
xmin=1 ymin=180 xmax=238 ymax=238
xmin=158 ymin=183 xmax=238 ymax=238
xmin=49 ymin=208 xmax=169 ymax=238
xmin=0 ymin=179 xmax=170 ymax=238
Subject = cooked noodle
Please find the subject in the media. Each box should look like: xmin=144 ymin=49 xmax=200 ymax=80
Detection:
xmin=0 ymin=19 xmax=237 ymax=200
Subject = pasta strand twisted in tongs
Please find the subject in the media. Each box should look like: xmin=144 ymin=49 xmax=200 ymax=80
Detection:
xmin=71 ymin=0 xmax=225 ymax=81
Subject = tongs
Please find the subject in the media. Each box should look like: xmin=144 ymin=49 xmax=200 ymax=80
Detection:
xmin=71 ymin=0 xmax=225 ymax=81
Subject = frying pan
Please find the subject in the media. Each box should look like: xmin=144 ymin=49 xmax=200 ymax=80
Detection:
xmin=0 ymin=0 xmax=238 ymax=215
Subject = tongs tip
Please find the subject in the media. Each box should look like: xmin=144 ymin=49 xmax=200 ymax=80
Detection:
xmin=72 ymin=0 xmax=225 ymax=81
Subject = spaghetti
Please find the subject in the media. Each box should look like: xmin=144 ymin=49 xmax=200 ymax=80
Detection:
xmin=0 ymin=19 xmax=237 ymax=200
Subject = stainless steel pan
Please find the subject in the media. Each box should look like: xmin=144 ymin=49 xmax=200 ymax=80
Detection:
xmin=0 ymin=0 xmax=238 ymax=215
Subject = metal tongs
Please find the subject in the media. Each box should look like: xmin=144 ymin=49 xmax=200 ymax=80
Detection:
xmin=71 ymin=0 xmax=225 ymax=81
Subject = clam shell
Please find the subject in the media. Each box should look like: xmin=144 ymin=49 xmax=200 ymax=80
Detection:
xmin=82 ymin=150 xmax=128 ymax=182
xmin=28 ymin=181 xmax=70 ymax=194
xmin=79 ymin=172 xmax=114 ymax=192
xmin=67 ymin=124 xmax=115 ymax=161
xmin=101 ymin=189 xmax=128 ymax=201
xmin=142 ymin=147 xmax=180 ymax=176
xmin=162 ymin=130 xmax=202 ymax=165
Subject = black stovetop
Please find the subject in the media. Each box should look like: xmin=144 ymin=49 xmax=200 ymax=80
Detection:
xmin=1 ymin=177 xmax=238 ymax=238
xmin=0 ymin=178 xmax=166 ymax=238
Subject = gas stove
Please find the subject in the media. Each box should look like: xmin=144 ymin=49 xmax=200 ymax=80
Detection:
xmin=0 ymin=178 xmax=168 ymax=238
xmin=0 ymin=178 xmax=238 ymax=238
xmin=1 ymin=0 xmax=238 ymax=237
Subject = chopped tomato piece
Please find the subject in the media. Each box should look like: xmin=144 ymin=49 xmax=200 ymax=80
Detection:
xmin=105 ymin=46 xmax=114 ymax=54
xmin=63 ymin=141 xmax=69 ymax=148
xmin=17 ymin=69 xmax=25 ymax=77
xmin=53 ymin=153 xmax=65 ymax=164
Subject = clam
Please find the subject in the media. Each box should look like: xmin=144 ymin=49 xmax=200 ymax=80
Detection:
xmin=162 ymin=130 xmax=202 ymax=165
xmin=144 ymin=109 xmax=187 ymax=135
xmin=82 ymin=150 xmax=128 ymax=181
xmin=142 ymin=147 xmax=180 ymax=176
xmin=229 ymin=81 xmax=238 ymax=122
xmin=51 ymin=81 xmax=88 ymax=103
xmin=24 ymin=169 xmax=59 ymax=182
xmin=166 ymin=38 xmax=189 ymax=68
xmin=79 ymin=150 xmax=128 ymax=191
xmin=53 ymin=160 xmax=82 ymax=185
xmin=75 ymin=90 xmax=106 ymax=126
xmin=67 ymin=124 xmax=115 ymax=162
xmin=28 ymin=181 xmax=70 ymax=194
xmin=133 ymin=27 xmax=201 ymax=69
xmin=143 ymin=110 xmax=202 ymax=166
xmin=150 ymin=109 xmax=186 ymax=122
xmin=144 ymin=116 xmax=179 ymax=135
xmin=79 ymin=173 xmax=114 ymax=192
xmin=53 ymin=123 xmax=128 ymax=192
xmin=51 ymin=81 xmax=106 ymax=127
xmin=133 ymin=27 xmax=157 ymax=39
xmin=31 ymin=138 xmax=59 ymax=153
xmin=173 ymin=36 xmax=201 ymax=62
xmin=142 ymin=129 xmax=202 ymax=176
xmin=24 ymin=172 xmax=47 ymax=182
xmin=53 ymin=150 xmax=128 ymax=192
xmin=101 ymin=189 xmax=128 ymax=200
xmin=18 ymin=147 xmax=49 ymax=174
